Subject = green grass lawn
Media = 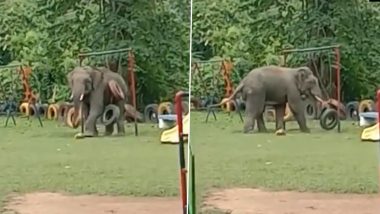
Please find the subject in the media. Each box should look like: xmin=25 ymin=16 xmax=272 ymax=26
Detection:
xmin=190 ymin=112 xmax=379 ymax=212
xmin=0 ymin=117 xmax=182 ymax=209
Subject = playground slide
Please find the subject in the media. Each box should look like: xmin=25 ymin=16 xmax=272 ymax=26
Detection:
xmin=160 ymin=114 xmax=189 ymax=144
xmin=360 ymin=122 xmax=380 ymax=142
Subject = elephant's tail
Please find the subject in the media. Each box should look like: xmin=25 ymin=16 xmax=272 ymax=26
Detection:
xmin=223 ymin=82 xmax=244 ymax=103
xmin=211 ymin=82 xmax=244 ymax=107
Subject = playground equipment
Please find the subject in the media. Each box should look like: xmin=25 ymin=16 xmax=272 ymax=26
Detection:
xmin=360 ymin=88 xmax=380 ymax=193
xmin=281 ymin=45 xmax=342 ymax=132
xmin=191 ymin=58 xmax=235 ymax=111
xmin=159 ymin=113 xmax=189 ymax=144
xmin=360 ymin=104 xmax=380 ymax=142
xmin=0 ymin=63 xmax=44 ymax=127
xmin=78 ymin=48 xmax=138 ymax=136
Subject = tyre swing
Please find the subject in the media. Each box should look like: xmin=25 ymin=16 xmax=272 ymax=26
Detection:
xmin=319 ymin=108 xmax=338 ymax=130
xmin=101 ymin=104 xmax=121 ymax=126
xmin=303 ymin=98 xmax=318 ymax=119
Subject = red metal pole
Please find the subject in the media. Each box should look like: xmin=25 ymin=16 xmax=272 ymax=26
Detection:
xmin=175 ymin=91 xmax=187 ymax=214
xmin=334 ymin=47 xmax=341 ymax=132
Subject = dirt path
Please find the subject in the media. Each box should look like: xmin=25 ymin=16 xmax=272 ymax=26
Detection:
xmin=204 ymin=188 xmax=380 ymax=214
xmin=3 ymin=192 xmax=181 ymax=214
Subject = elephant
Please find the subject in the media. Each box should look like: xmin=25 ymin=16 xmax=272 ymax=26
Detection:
xmin=67 ymin=66 xmax=129 ymax=138
xmin=223 ymin=65 xmax=324 ymax=134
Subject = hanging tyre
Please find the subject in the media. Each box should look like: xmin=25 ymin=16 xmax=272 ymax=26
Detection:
xmin=345 ymin=101 xmax=359 ymax=121
xmin=101 ymin=104 xmax=121 ymax=126
xmin=144 ymin=104 xmax=158 ymax=123
xmin=320 ymin=108 xmax=338 ymax=130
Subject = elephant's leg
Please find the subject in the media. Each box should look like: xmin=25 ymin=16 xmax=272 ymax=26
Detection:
xmin=244 ymin=92 xmax=265 ymax=133
xmin=115 ymin=101 xmax=126 ymax=136
xmin=83 ymin=101 xmax=104 ymax=137
xmin=274 ymin=104 xmax=287 ymax=135
xmin=288 ymin=102 xmax=310 ymax=133
xmin=243 ymin=96 xmax=255 ymax=133
xmin=274 ymin=104 xmax=286 ymax=131
xmin=256 ymin=111 xmax=267 ymax=133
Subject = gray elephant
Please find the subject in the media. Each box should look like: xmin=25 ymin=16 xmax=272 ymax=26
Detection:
xmin=67 ymin=66 xmax=129 ymax=138
xmin=224 ymin=65 xmax=324 ymax=134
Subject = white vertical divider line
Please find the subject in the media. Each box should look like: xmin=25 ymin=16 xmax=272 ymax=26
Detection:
xmin=186 ymin=0 xmax=193 ymax=213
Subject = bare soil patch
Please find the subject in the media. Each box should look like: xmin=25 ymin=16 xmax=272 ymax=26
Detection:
xmin=3 ymin=192 xmax=181 ymax=214
xmin=203 ymin=188 xmax=380 ymax=214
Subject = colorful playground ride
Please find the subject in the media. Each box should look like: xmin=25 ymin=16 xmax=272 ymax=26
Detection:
xmin=361 ymin=123 xmax=380 ymax=142
xmin=360 ymin=112 xmax=379 ymax=141
xmin=159 ymin=113 xmax=189 ymax=144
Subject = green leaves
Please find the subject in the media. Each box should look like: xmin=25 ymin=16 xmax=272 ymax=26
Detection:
xmin=0 ymin=0 xmax=190 ymax=107
xmin=193 ymin=0 xmax=380 ymax=101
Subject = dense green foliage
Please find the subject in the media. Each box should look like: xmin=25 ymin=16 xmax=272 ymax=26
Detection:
xmin=192 ymin=0 xmax=380 ymax=101
xmin=0 ymin=0 xmax=190 ymax=107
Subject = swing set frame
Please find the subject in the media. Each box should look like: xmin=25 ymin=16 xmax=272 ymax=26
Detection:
xmin=191 ymin=58 xmax=235 ymax=109
xmin=0 ymin=63 xmax=44 ymax=127
xmin=281 ymin=44 xmax=342 ymax=133
xmin=78 ymin=48 xmax=138 ymax=136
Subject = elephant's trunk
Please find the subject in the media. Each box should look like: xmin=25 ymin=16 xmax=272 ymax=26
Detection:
xmin=72 ymin=90 xmax=84 ymax=125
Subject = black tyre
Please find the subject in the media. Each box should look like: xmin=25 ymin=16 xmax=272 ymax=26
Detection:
xmin=101 ymin=104 xmax=121 ymax=126
xmin=345 ymin=101 xmax=359 ymax=121
xmin=144 ymin=104 xmax=159 ymax=123
xmin=319 ymin=108 xmax=338 ymax=130
xmin=235 ymin=99 xmax=246 ymax=111
xmin=304 ymin=99 xmax=317 ymax=120
xmin=36 ymin=103 xmax=48 ymax=117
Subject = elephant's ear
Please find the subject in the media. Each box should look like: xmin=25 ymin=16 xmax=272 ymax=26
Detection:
xmin=295 ymin=67 xmax=311 ymax=90
xmin=88 ymin=68 xmax=104 ymax=90
xmin=67 ymin=71 xmax=74 ymax=89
